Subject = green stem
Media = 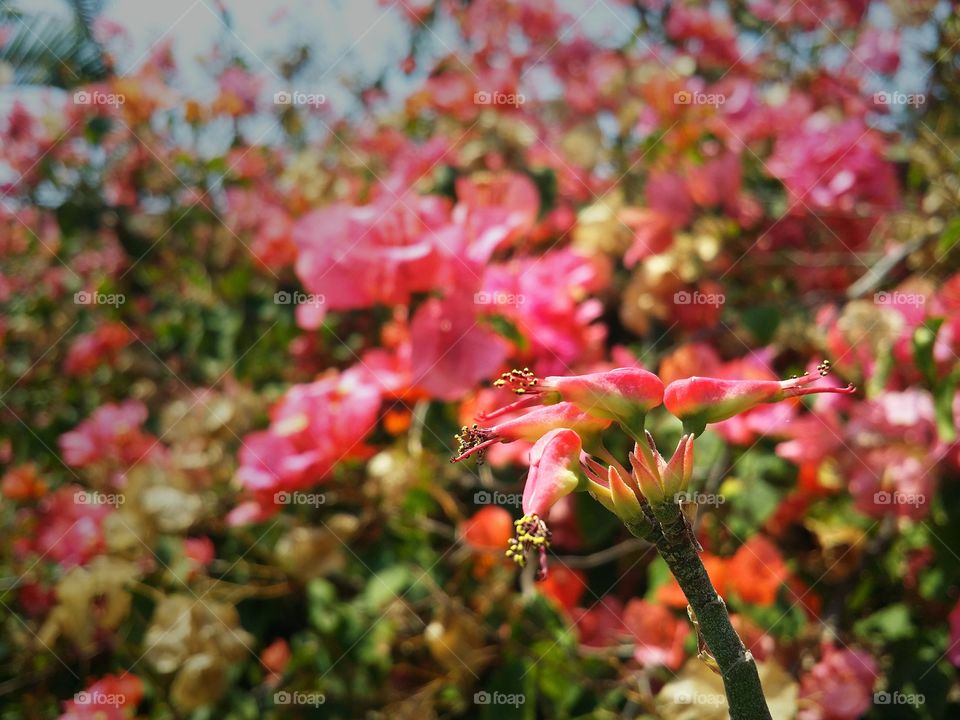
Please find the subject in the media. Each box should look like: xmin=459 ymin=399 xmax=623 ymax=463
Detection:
xmin=629 ymin=501 xmax=772 ymax=720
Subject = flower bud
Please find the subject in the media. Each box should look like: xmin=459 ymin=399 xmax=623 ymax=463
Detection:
xmin=629 ymin=432 xmax=695 ymax=504
xmin=482 ymin=367 xmax=663 ymax=433
xmin=608 ymin=464 xmax=645 ymax=525
xmin=663 ymin=361 xmax=855 ymax=435
xmin=521 ymin=428 xmax=582 ymax=517
xmin=452 ymin=402 xmax=609 ymax=463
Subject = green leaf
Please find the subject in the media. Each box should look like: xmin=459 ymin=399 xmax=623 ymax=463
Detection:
xmin=933 ymin=371 xmax=958 ymax=443
xmin=854 ymin=603 xmax=914 ymax=643
xmin=911 ymin=318 xmax=943 ymax=387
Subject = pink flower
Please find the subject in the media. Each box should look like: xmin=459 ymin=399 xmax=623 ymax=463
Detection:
xmin=573 ymin=598 xmax=630 ymax=648
xmin=292 ymin=195 xmax=461 ymax=313
xmin=855 ymin=28 xmax=901 ymax=75
xmin=480 ymin=249 xmax=608 ymax=374
xmin=480 ymin=367 xmax=664 ymax=428
xmin=453 ymin=172 xmax=540 ymax=263
xmin=798 ymin=645 xmax=877 ymax=720
xmin=663 ymin=361 xmax=855 ymax=435
xmin=63 ymin=323 xmax=132 ymax=376
xmin=60 ymin=673 xmax=143 ymax=720
xmin=409 ymin=294 xmax=509 ymax=401
xmin=233 ymin=365 xmax=382 ymax=515
xmin=623 ymin=599 xmax=688 ymax=670
xmin=23 ymin=486 xmax=112 ymax=569
xmin=59 ymin=401 xmax=162 ymax=470
xmin=949 ymin=600 xmax=960 ymax=666
xmin=506 ymin=429 xmax=583 ymax=579
xmin=521 ymin=428 xmax=582 ymax=517
xmin=767 ymin=116 xmax=899 ymax=215
xmin=451 ymin=402 xmax=610 ymax=463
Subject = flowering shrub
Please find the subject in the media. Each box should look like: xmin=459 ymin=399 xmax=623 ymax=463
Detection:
xmin=1 ymin=0 xmax=959 ymax=717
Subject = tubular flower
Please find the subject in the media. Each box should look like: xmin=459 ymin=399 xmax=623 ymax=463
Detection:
xmin=451 ymin=401 xmax=610 ymax=463
xmin=629 ymin=431 xmax=695 ymax=504
xmin=508 ymin=429 xmax=583 ymax=579
xmin=481 ymin=367 xmax=664 ymax=429
xmin=663 ymin=360 xmax=855 ymax=435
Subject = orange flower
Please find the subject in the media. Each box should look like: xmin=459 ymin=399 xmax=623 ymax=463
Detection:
xmin=460 ymin=507 xmax=514 ymax=552
xmin=1 ymin=464 xmax=47 ymax=501
xmin=727 ymin=536 xmax=789 ymax=606
xmin=536 ymin=566 xmax=587 ymax=614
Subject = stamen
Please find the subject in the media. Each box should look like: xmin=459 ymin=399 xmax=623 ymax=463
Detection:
xmin=451 ymin=424 xmax=498 ymax=463
xmin=786 ymin=382 xmax=856 ymax=398
xmin=475 ymin=393 xmax=541 ymax=422
xmin=493 ymin=367 xmax=541 ymax=395
xmin=505 ymin=514 xmax=551 ymax=579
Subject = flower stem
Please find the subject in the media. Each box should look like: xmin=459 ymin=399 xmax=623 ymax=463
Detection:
xmin=627 ymin=500 xmax=772 ymax=719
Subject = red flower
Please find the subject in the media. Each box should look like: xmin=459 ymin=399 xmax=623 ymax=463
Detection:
xmin=451 ymin=402 xmax=609 ymax=464
xmin=481 ymin=367 xmax=664 ymax=430
xmin=460 ymin=506 xmax=514 ymax=551
xmin=727 ymin=536 xmax=789 ymax=607
xmin=664 ymin=360 xmax=854 ymax=435
xmin=623 ymin=599 xmax=688 ymax=670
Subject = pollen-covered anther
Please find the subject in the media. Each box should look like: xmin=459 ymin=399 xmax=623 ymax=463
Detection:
xmin=817 ymin=359 xmax=831 ymax=377
xmin=451 ymin=424 xmax=496 ymax=463
xmin=493 ymin=367 xmax=541 ymax=395
xmin=505 ymin=514 xmax=551 ymax=579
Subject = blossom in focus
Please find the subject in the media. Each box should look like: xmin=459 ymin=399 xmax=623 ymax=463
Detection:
xmin=451 ymin=402 xmax=609 ymax=463
xmin=521 ymin=428 xmax=582 ymax=517
xmin=663 ymin=360 xmax=855 ymax=435
xmin=480 ymin=366 xmax=664 ymax=429
xmin=505 ymin=428 xmax=584 ymax=579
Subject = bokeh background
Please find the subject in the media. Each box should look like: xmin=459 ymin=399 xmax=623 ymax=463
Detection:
xmin=1 ymin=0 xmax=959 ymax=718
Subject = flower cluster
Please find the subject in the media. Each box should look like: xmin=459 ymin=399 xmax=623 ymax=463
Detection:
xmin=452 ymin=364 xmax=851 ymax=575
